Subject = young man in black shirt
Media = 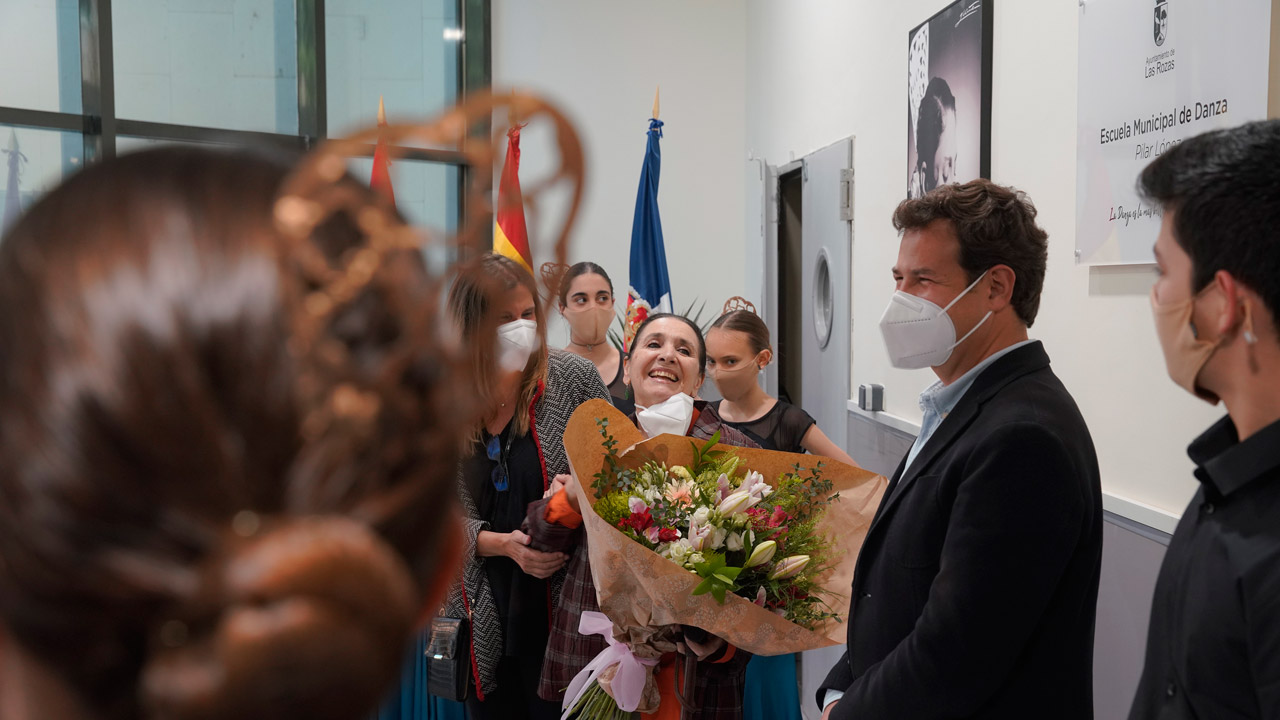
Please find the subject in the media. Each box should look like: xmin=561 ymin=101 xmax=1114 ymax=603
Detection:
xmin=1132 ymin=119 xmax=1280 ymax=719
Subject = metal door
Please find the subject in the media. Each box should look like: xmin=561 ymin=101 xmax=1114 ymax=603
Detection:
xmin=799 ymin=137 xmax=853 ymax=448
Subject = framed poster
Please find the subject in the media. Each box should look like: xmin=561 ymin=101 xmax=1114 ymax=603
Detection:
xmin=907 ymin=0 xmax=993 ymax=199
xmin=1076 ymin=0 xmax=1271 ymax=265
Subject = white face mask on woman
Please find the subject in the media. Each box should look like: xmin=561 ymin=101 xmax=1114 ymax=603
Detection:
xmin=878 ymin=270 xmax=991 ymax=369
xmin=635 ymin=391 xmax=695 ymax=438
xmin=496 ymin=319 xmax=538 ymax=372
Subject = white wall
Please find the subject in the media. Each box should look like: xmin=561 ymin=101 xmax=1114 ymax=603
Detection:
xmin=745 ymin=0 xmax=1226 ymax=525
xmin=492 ymin=0 xmax=747 ymax=345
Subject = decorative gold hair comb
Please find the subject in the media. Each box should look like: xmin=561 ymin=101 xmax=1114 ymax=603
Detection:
xmin=722 ymin=296 xmax=758 ymax=316
xmin=271 ymin=90 xmax=587 ymax=474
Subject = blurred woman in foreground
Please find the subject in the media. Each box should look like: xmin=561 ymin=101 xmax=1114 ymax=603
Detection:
xmin=0 ymin=147 xmax=472 ymax=720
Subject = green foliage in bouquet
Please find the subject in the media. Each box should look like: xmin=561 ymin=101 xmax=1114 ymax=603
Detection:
xmin=590 ymin=419 xmax=843 ymax=630
xmin=691 ymin=552 xmax=743 ymax=603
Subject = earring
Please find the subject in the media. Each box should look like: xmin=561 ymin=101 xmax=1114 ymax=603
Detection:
xmin=1242 ymin=301 xmax=1258 ymax=345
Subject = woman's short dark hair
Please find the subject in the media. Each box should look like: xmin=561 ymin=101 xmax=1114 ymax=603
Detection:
xmin=1138 ymin=119 xmax=1280 ymax=330
xmin=0 ymin=147 xmax=468 ymax=720
xmin=632 ymin=312 xmax=707 ymax=377
xmin=709 ymin=310 xmax=771 ymax=357
xmin=892 ymin=178 xmax=1049 ymax=326
xmin=557 ymin=261 xmax=614 ymax=307
xmin=916 ymin=77 xmax=956 ymax=174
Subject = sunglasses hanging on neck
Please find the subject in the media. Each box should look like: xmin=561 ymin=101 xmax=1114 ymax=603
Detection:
xmin=485 ymin=431 xmax=515 ymax=492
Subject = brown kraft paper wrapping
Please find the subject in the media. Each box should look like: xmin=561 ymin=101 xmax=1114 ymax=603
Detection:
xmin=562 ymin=398 xmax=889 ymax=658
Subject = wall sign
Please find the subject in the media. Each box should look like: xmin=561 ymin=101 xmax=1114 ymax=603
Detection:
xmin=1076 ymin=0 xmax=1271 ymax=265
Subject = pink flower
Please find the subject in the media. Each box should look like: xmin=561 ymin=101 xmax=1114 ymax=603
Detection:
xmin=645 ymin=526 xmax=662 ymax=544
xmin=629 ymin=497 xmax=649 ymax=514
xmin=665 ymin=482 xmax=694 ymax=507
xmin=754 ymin=587 xmax=767 ymax=606
xmin=717 ymin=473 xmax=732 ymax=502
xmin=741 ymin=471 xmax=772 ymax=500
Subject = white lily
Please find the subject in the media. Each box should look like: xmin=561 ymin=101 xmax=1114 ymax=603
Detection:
xmin=768 ymin=554 xmax=811 ymax=580
xmin=744 ymin=540 xmax=777 ymax=568
xmin=717 ymin=490 xmax=762 ymax=516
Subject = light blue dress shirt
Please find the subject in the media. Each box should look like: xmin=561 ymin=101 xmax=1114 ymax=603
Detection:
xmin=899 ymin=339 xmax=1036 ymax=476
xmin=822 ymin=339 xmax=1035 ymax=712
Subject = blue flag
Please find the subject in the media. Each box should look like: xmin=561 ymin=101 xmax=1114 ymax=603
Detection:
xmin=624 ymin=118 xmax=673 ymax=350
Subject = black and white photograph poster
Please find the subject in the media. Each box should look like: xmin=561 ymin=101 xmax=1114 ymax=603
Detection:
xmin=1076 ymin=0 xmax=1270 ymax=265
xmin=906 ymin=0 xmax=992 ymax=199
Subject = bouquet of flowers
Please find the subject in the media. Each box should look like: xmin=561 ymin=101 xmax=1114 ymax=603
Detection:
xmin=560 ymin=400 xmax=888 ymax=719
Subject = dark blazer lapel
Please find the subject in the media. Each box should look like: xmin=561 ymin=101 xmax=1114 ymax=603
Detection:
xmin=866 ymin=342 xmax=1052 ymax=537
xmin=865 ymin=400 xmax=981 ymax=539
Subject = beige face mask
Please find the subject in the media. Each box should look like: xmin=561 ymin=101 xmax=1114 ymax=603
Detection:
xmin=1150 ymin=284 xmax=1222 ymax=405
xmin=565 ymin=305 xmax=614 ymax=347
xmin=709 ymin=353 xmax=765 ymax=400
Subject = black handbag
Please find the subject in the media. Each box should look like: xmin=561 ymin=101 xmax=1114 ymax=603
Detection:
xmin=426 ymin=616 xmax=471 ymax=702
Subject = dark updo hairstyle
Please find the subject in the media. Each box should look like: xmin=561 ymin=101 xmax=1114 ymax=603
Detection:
xmin=709 ymin=309 xmax=772 ymax=359
xmin=557 ymin=261 xmax=614 ymax=308
xmin=632 ymin=312 xmax=707 ymax=376
xmin=916 ymin=76 xmax=956 ymax=190
xmin=0 ymin=147 xmax=472 ymax=720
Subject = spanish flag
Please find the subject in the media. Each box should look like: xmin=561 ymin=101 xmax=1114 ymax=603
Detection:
xmin=493 ymin=125 xmax=532 ymax=271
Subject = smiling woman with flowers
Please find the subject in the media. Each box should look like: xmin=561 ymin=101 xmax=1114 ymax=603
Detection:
xmin=523 ymin=313 xmax=758 ymax=720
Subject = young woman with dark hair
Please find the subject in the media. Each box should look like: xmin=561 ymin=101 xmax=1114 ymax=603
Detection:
xmin=556 ymin=261 xmax=633 ymax=414
xmin=0 ymin=147 xmax=471 ymax=720
xmin=704 ymin=309 xmax=856 ymax=464
xmin=701 ymin=307 xmax=857 ymax=720
xmin=442 ymin=253 xmax=610 ymax=720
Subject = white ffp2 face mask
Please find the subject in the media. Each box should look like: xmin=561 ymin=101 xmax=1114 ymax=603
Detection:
xmin=635 ymin=392 xmax=695 ymax=438
xmin=496 ymin=319 xmax=538 ymax=372
xmin=879 ymin=271 xmax=992 ymax=369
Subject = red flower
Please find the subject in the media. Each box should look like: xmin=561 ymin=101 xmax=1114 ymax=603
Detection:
xmin=768 ymin=507 xmax=791 ymax=528
xmin=625 ymin=510 xmax=654 ymax=532
xmin=658 ymin=527 xmax=679 ymax=543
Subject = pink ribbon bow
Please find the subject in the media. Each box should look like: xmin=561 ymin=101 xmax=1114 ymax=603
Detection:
xmin=560 ymin=611 xmax=659 ymax=718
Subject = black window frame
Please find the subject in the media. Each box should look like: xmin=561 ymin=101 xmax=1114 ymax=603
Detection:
xmin=0 ymin=0 xmax=491 ymax=218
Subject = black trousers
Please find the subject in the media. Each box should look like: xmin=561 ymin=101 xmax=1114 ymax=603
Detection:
xmin=466 ymin=655 xmax=561 ymax=720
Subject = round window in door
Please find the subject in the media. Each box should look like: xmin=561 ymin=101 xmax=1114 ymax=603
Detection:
xmin=813 ymin=248 xmax=834 ymax=349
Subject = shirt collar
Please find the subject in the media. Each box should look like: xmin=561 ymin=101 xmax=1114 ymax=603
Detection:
xmin=1189 ymin=414 xmax=1280 ymax=497
xmin=918 ymin=339 xmax=1037 ymax=419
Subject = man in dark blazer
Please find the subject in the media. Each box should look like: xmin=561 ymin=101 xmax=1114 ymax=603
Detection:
xmin=819 ymin=179 xmax=1103 ymax=719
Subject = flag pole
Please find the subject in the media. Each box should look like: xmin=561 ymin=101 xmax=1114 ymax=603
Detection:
xmin=653 ymin=86 xmax=660 ymax=120
xmin=377 ymin=95 xmax=386 ymax=124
